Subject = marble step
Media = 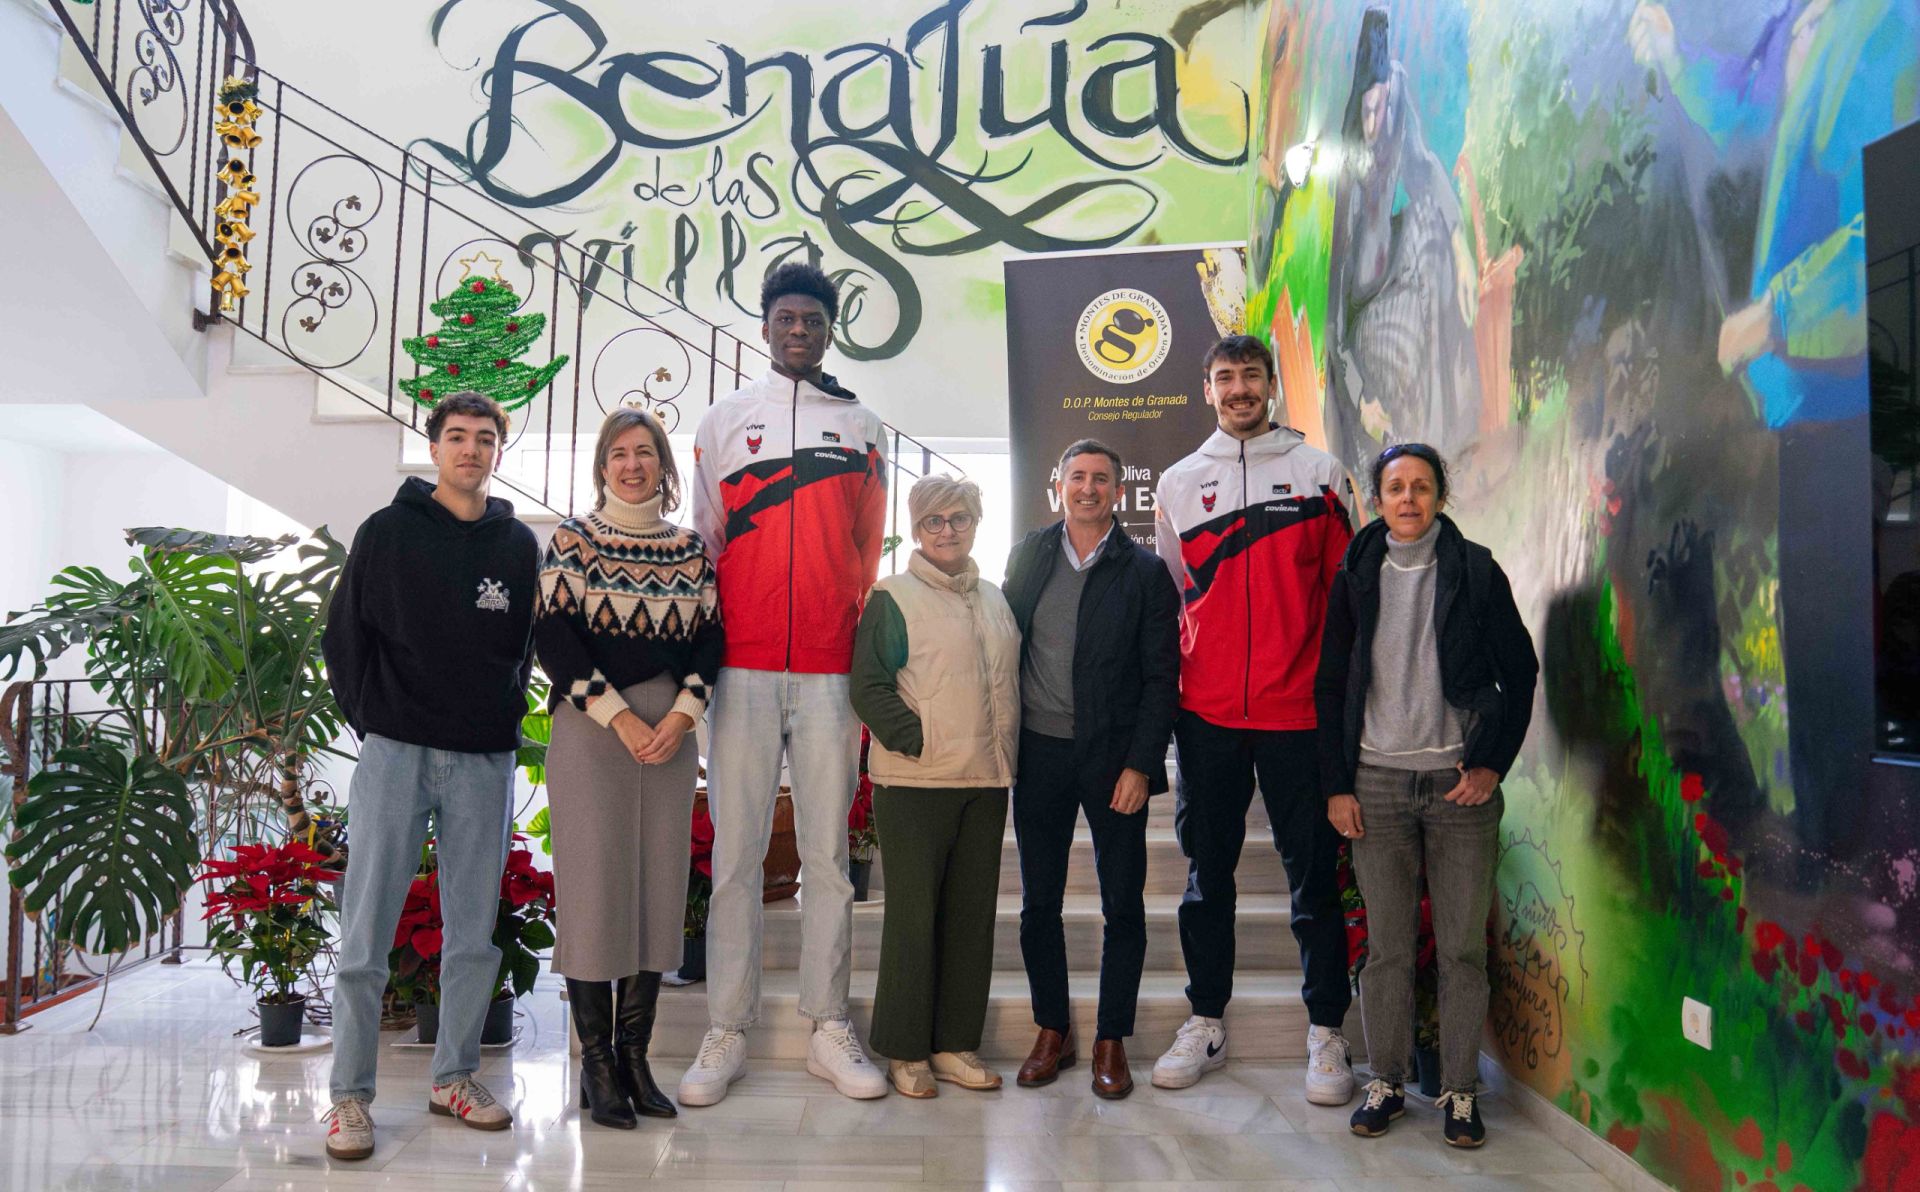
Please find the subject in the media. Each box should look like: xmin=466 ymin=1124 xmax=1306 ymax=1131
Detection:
xmin=761 ymin=893 xmax=1298 ymax=973
xmin=996 ymin=826 xmax=1289 ymax=896
xmin=646 ymin=970 xmax=1332 ymax=1062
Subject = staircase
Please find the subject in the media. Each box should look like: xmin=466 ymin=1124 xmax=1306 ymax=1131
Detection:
xmin=1 ymin=0 xmax=954 ymax=538
xmin=650 ymin=799 xmax=1331 ymax=1063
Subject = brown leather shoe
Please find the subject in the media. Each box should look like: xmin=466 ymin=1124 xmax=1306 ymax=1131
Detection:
xmin=1091 ymin=1038 xmax=1134 ymax=1100
xmin=1016 ymin=1028 xmax=1076 ymax=1088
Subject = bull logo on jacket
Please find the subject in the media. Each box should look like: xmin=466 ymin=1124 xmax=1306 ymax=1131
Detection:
xmin=1201 ymin=491 xmax=1217 ymax=512
xmin=746 ymin=433 xmax=763 ymax=455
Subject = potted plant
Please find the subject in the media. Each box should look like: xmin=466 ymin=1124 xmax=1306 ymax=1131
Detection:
xmin=388 ymin=835 xmax=555 ymax=1045
xmin=675 ymin=800 xmax=715 ymax=983
xmin=390 ymin=847 xmax=443 ymax=1042
xmin=491 ymin=839 xmax=557 ymax=1042
xmin=198 ymin=839 xmax=341 ymax=1046
xmin=848 ymin=729 xmax=878 ymax=900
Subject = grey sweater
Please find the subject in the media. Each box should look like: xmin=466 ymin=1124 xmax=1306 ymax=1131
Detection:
xmin=1359 ymin=520 xmax=1468 ymax=770
xmin=1020 ymin=544 xmax=1088 ymax=739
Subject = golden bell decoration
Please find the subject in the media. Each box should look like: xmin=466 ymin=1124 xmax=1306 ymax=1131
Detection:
xmin=208 ymin=73 xmax=262 ymax=317
xmin=214 ymin=120 xmax=262 ymax=150
xmin=214 ymin=190 xmax=259 ymax=219
xmin=215 ymin=159 xmax=255 ymax=188
xmin=212 ymin=269 xmax=250 ymax=311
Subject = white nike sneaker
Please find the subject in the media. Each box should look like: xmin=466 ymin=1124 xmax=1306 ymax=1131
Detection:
xmin=1305 ymin=1024 xmax=1356 ymax=1105
xmin=1151 ymin=1014 xmax=1228 ymax=1089
xmin=676 ymin=1027 xmax=748 ymax=1107
xmin=806 ymin=1019 xmax=888 ymax=1099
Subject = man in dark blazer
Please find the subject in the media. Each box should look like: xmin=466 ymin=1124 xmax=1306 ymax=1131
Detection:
xmin=1002 ymin=438 xmax=1180 ymax=1099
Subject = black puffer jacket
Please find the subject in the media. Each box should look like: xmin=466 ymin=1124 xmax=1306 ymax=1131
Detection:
xmin=1003 ymin=521 xmax=1181 ymax=794
xmin=1315 ymin=514 xmax=1538 ymax=798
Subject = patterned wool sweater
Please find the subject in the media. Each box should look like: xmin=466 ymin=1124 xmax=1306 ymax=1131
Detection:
xmin=533 ymin=489 xmax=722 ymax=727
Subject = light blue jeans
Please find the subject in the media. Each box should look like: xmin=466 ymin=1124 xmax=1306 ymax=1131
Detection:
xmin=329 ymin=734 xmax=515 ymax=1104
xmin=705 ymin=668 xmax=859 ymax=1030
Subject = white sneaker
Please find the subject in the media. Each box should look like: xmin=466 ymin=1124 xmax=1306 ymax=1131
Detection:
xmin=429 ymin=1076 xmax=512 ymax=1131
xmin=323 ymin=1098 xmax=374 ymax=1160
xmin=1151 ymin=1015 xmax=1228 ymax=1089
xmin=1305 ymin=1024 xmax=1356 ymax=1105
xmin=806 ymin=1019 xmax=889 ymax=1099
xmin=677 ymin=1027 xmax=748 ymax=1107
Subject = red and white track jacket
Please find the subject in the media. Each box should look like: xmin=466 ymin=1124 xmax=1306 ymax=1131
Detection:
xmin=692 ymin=369 xmax=888 ymax=674
xmin=1153 ymin=425 xmax=1354 ymax=730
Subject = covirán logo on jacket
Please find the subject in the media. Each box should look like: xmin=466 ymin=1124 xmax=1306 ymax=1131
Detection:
xmin=1076 ymin=288 xmax=1171 ymax=384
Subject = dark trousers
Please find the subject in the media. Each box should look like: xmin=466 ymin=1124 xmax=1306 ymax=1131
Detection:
xmin=868 ymin=785 xmax=1007 ymax=1061
xmin=1013 ymin=730 xmax=1148 ymax=1040
xmin=1172 ymin=711 xmax=1351 ymax=1026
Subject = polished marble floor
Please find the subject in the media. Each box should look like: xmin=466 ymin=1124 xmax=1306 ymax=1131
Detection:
xmin=0 ymin=962 xmax=1621 ymax=1191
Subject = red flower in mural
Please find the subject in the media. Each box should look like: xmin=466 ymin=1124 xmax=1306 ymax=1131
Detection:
xmin=1861 ymin=1112 xmax=1920 ymax=1192
xmin=1680 ymin=772 xmax=1705 ymax=802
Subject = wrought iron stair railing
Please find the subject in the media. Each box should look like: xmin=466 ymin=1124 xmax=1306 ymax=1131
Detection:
xmin=40 ymin=0 xmax=959 ymax=519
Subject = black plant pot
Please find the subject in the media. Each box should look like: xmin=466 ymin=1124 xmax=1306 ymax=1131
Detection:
xmin=257 ymin=995 xmax=306 ymax=1047
xmin=849 ymin=858 xmax=872 ymax=902
xmin=415 ymin=1000 xmax=439 ymax=1045
xmin=1414 ymin=1043 xmax=1443 ymax=1098
xmin=481 ymin=994 xmax=516 ymax=1045
xmin=679 ymin=933 xmax=707 ymax=982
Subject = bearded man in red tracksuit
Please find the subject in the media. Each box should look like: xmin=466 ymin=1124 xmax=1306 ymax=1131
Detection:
xmin=1147 ymin=335 xmax=1358 ymax=1105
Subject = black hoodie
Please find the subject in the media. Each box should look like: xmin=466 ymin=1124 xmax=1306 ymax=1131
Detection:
xmin=323 ymin=478 xmax=539 ymax=753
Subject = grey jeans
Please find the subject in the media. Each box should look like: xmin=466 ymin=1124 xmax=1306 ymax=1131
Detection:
xmin=1350 ymin=763 xmax=1502 ymax=1093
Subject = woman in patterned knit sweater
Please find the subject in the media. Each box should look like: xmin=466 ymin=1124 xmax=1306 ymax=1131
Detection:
xmin=534 ymin=407 xmax=722 ymax=1128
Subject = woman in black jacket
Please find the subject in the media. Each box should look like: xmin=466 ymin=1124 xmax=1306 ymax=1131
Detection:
xmin=1315 ymin=443 xmax=1537 ymax=1149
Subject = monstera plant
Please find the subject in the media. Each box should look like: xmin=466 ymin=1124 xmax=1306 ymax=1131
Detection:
xmin=0 ymin=527 xmax=348 ymax=957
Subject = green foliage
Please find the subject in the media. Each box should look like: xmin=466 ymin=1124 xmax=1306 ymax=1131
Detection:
xmin=517 ymin=681 xmax=550 ymax=786
xmin=400 ymin=277 xmax=569 ymax=411
xmin=0 ymin=526 xmax=347 ymax=957
xmin=522 ymin=806 xmax=552 ymax=856
xmin=5 ymin=747 xmax=197 ymax=955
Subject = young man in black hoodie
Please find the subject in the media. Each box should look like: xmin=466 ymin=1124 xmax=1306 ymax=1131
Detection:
xmin=320 ymin=392 xmax=539 ymax=1160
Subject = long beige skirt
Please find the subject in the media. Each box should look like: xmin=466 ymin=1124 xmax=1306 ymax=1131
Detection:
xmin=547 ymin=674 xmax=697 ymax=980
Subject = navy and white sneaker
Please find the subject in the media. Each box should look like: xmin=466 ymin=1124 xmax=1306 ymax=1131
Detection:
xmin=1437 ymin=1089 xmax=1487 ymax=1147
xmin=1349 ymin=1078 xmax=1406 ymax=1137
xmin=1150 ymin=1015 xmax=1227 ymax=1089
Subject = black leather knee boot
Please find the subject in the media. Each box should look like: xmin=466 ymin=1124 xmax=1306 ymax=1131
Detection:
xmin=616 ymin=971 xmax=677 ymax=1117
xmin=566 ymin=979 xmax=637 ymax=1128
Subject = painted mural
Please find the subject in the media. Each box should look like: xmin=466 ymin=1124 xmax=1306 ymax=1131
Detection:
xmin=247 ymin=0 xmax=1258 ymax=438
xmin=1252 ymin=1 xmax=1920 ymax=1189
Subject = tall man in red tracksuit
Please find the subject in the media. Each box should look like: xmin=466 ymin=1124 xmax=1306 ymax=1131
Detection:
xmin=1148 ymin=335 xmax=1358 ymax=1104
xmin=677 ymin=263 xmax=891 ymax=1107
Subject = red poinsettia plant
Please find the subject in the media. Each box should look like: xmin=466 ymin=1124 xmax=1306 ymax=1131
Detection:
xmin=388 ymin=836 xmax=557 ymax=1004
xmin=198 ymin=840 xmax=342 ymax=1004
xmin=686 ymin=800 xmax=714 ymax=938
xmin=849 ymin=727 xmax=878 ymax=863
xmin=1338 ymin=841 xmax=1441 ymax=1049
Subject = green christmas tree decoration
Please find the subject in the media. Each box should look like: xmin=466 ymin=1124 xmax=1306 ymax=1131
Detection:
xmin=401 ymin=261 xmax=568 ymax=411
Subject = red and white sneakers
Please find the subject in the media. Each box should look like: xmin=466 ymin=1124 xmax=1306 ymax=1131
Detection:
xmin=429 ymin=1076 xmax=513 ymax=1131
xmin=324 ymin=1098 xmax=375 ymax=1161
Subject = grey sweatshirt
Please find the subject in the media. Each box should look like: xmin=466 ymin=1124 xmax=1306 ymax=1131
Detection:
xmin=1359 ymin=520 xmax=1468 ymax=770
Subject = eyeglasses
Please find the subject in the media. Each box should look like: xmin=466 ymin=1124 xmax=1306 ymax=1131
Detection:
xmin=918 ymin=512 xmax=976 ymax=534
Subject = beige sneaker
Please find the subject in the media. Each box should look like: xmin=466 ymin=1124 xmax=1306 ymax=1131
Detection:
xmin=890 ymin=1059 xmax=937 ymax=1098
xmin=930 ymin=1050 xmax=1003 ymax=1090
xmin=323 ymin=1098 xmax=374 ymax=1161
xmin=429 ymin=1076 xmax=512 ymax=1131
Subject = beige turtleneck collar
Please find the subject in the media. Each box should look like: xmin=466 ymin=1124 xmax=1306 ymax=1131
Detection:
xmin=595 ymin=488 xmax=670 ymax=535
xmin=908 ymin=547 xmax=979 ymax=592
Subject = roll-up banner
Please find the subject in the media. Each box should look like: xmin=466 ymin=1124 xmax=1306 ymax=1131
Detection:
xmin=1004 ymin=244 xmax=1247 ymax=548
